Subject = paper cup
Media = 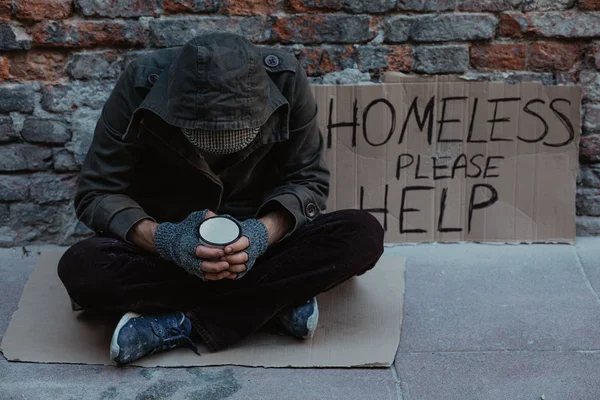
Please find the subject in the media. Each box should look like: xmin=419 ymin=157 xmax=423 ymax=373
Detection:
xmin=198 ymin=216 xmax=242 ymax=248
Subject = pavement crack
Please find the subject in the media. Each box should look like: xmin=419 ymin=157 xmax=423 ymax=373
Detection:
xmin=574 ymin=246 xmax=600 ymax=309
xmin=390 ymin=365 xmax=405 ymax=400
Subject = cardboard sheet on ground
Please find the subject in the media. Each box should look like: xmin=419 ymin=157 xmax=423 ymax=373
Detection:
xmin=1 ymin=252 xmax=405 ymax=368
xmin=313 ymin=79 xmax=581 ymax=244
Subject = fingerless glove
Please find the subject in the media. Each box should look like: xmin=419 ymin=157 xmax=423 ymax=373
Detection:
xmin=235 ymin=218 xmax=269 ymax=279
xmin=155 ymin=210 xmax=207 ymax=280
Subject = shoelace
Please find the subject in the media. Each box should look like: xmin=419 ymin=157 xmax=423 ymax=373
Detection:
xmin=151 ymin=324 xmax=201 ymax=356
xmin=165 ymin=327 xmax=201 ymax=356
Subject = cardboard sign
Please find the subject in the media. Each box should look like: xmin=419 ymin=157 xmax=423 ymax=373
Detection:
xmin=312 ymin=78 xmax=581 ymax=244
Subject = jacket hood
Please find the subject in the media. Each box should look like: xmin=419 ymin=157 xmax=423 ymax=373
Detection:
xmin=144 ymin=33 xmax=271 ymax=131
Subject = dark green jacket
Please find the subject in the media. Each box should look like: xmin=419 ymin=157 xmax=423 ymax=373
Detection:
xmin=75 ymin=41 xmax=330 ymax=242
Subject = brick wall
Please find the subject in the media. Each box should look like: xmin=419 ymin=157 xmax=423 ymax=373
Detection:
xmin=0 ymin=0 xmax=599 ymax=246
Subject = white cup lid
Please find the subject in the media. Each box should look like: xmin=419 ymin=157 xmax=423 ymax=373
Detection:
xmin=198 ymin=216 xmax=241 ymax=246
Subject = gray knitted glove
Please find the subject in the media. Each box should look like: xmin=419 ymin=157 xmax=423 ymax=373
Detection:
xmin=235 ymin=218 xmax=269 ymax=279
xmin=155 ymin=210 xmax=207 ymax=280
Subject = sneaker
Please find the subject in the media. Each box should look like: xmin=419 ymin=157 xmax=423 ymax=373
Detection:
xmin=276 ymin=297 xmax=319 ymax=340
xmin=109 ymin=311 xmax=199 ymax=364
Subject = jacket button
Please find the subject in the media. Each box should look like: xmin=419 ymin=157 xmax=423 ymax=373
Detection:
xmin=305 ymin=203 xmax=318 ymax=218
xmin=264 ymin=55 xmax=280 ymax=68
xmin=147 ymin=74 xmax=159 ymax=85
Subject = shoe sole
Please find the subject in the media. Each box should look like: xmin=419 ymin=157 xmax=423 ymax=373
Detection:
xmin=109 ymin=311 xmax=142 ymax=362
xmin=286 ymin=298 xmax=319 ymax=340
xmin=305 ymin=299 xmax=319 ymax=339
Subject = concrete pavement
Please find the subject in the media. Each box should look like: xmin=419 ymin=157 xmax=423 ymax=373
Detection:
xmin=1 ymin=239 xmax=599 ymax=400
xmin=388 ymin=239 xmax=600 ymax=400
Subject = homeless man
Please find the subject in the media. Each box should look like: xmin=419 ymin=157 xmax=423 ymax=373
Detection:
xmin=57 ymin=33 xmax=384 ymax=365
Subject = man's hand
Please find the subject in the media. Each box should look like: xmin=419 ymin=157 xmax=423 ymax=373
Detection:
xmin=128 ymin=209 xmax=293 ymax=281
xmin=195 ymin=245 xmax=230 ymax=280
xmin=191 ymin=211 xmax=229 ymax=281
xmin=153 ymin=210 xmax=209 ymax=279
xmin=198 ymin=236 xmax=250 ymax=281
xmin=219 ymin=236 xmax=250 ymax=279
xmin=195 ymin=211 xmax=249 ymax=280
xmin=196 ymin=209 xmax=294 ymax=280
xmin=195 ymin=211 xmax=250 ymax=281
xmin=222 ymin=209 xmax=293 ymax=278
xmin=218 ymin=219 xmax=267 ymax=280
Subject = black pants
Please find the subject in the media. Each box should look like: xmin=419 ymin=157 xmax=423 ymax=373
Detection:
xmin=57 ymin=210 xmax=384 ymax=351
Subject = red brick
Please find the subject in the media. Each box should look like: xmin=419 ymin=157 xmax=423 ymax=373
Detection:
xmin=31 ymin=21 xmax=145 ymax=48
xmin=580 ymin=0 xmax=600 ymax=10
xmin=164 ymin=0 xmax=185 ymax=12
xmin=287 ymin=0 xmax=342 ymax=12
xmin=386 ymin=45 xmax=412 ymax=71
xmin=0 ymin=56 xmax=9 ymax=82
xmin=529 ymin=42 xmax=583 ymax=71
xmin=78 ymin=0 xmax=163 ymax=17
xmin=499 ymin=12 xmax=531 ymax=37
xmin=470 ymin=43 xmax=526 ymax=70
xmin=297 ymin=45 xmax=356 ymax=76
xmin=163 ymin=0 xmax=220 ymax=14
xmin=8 ymin=51 xmax=66 ymax=82
xmin=0 ymin=0 xmax=11 ymax=22
xmin=15 ymin=0 xmax=72 ymax=21
xmin=226 ymin=0 xmax=279 ymax=15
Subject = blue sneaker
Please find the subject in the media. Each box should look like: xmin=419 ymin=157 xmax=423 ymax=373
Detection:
xmin=109 ymin=311 xmax=199 ymax=364
xmin=276 ymin=297 xmax=319 ymax=339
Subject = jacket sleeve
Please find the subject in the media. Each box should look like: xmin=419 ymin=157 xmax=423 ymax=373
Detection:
xmin=75 ymin=62 xmax=154 ymax=242
xmin=257 ymin=60 xmax=330 ymax=236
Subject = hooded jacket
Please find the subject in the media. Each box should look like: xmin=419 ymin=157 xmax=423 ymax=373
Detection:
xmin=74 ymin=33 xmax=330 ymax=242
